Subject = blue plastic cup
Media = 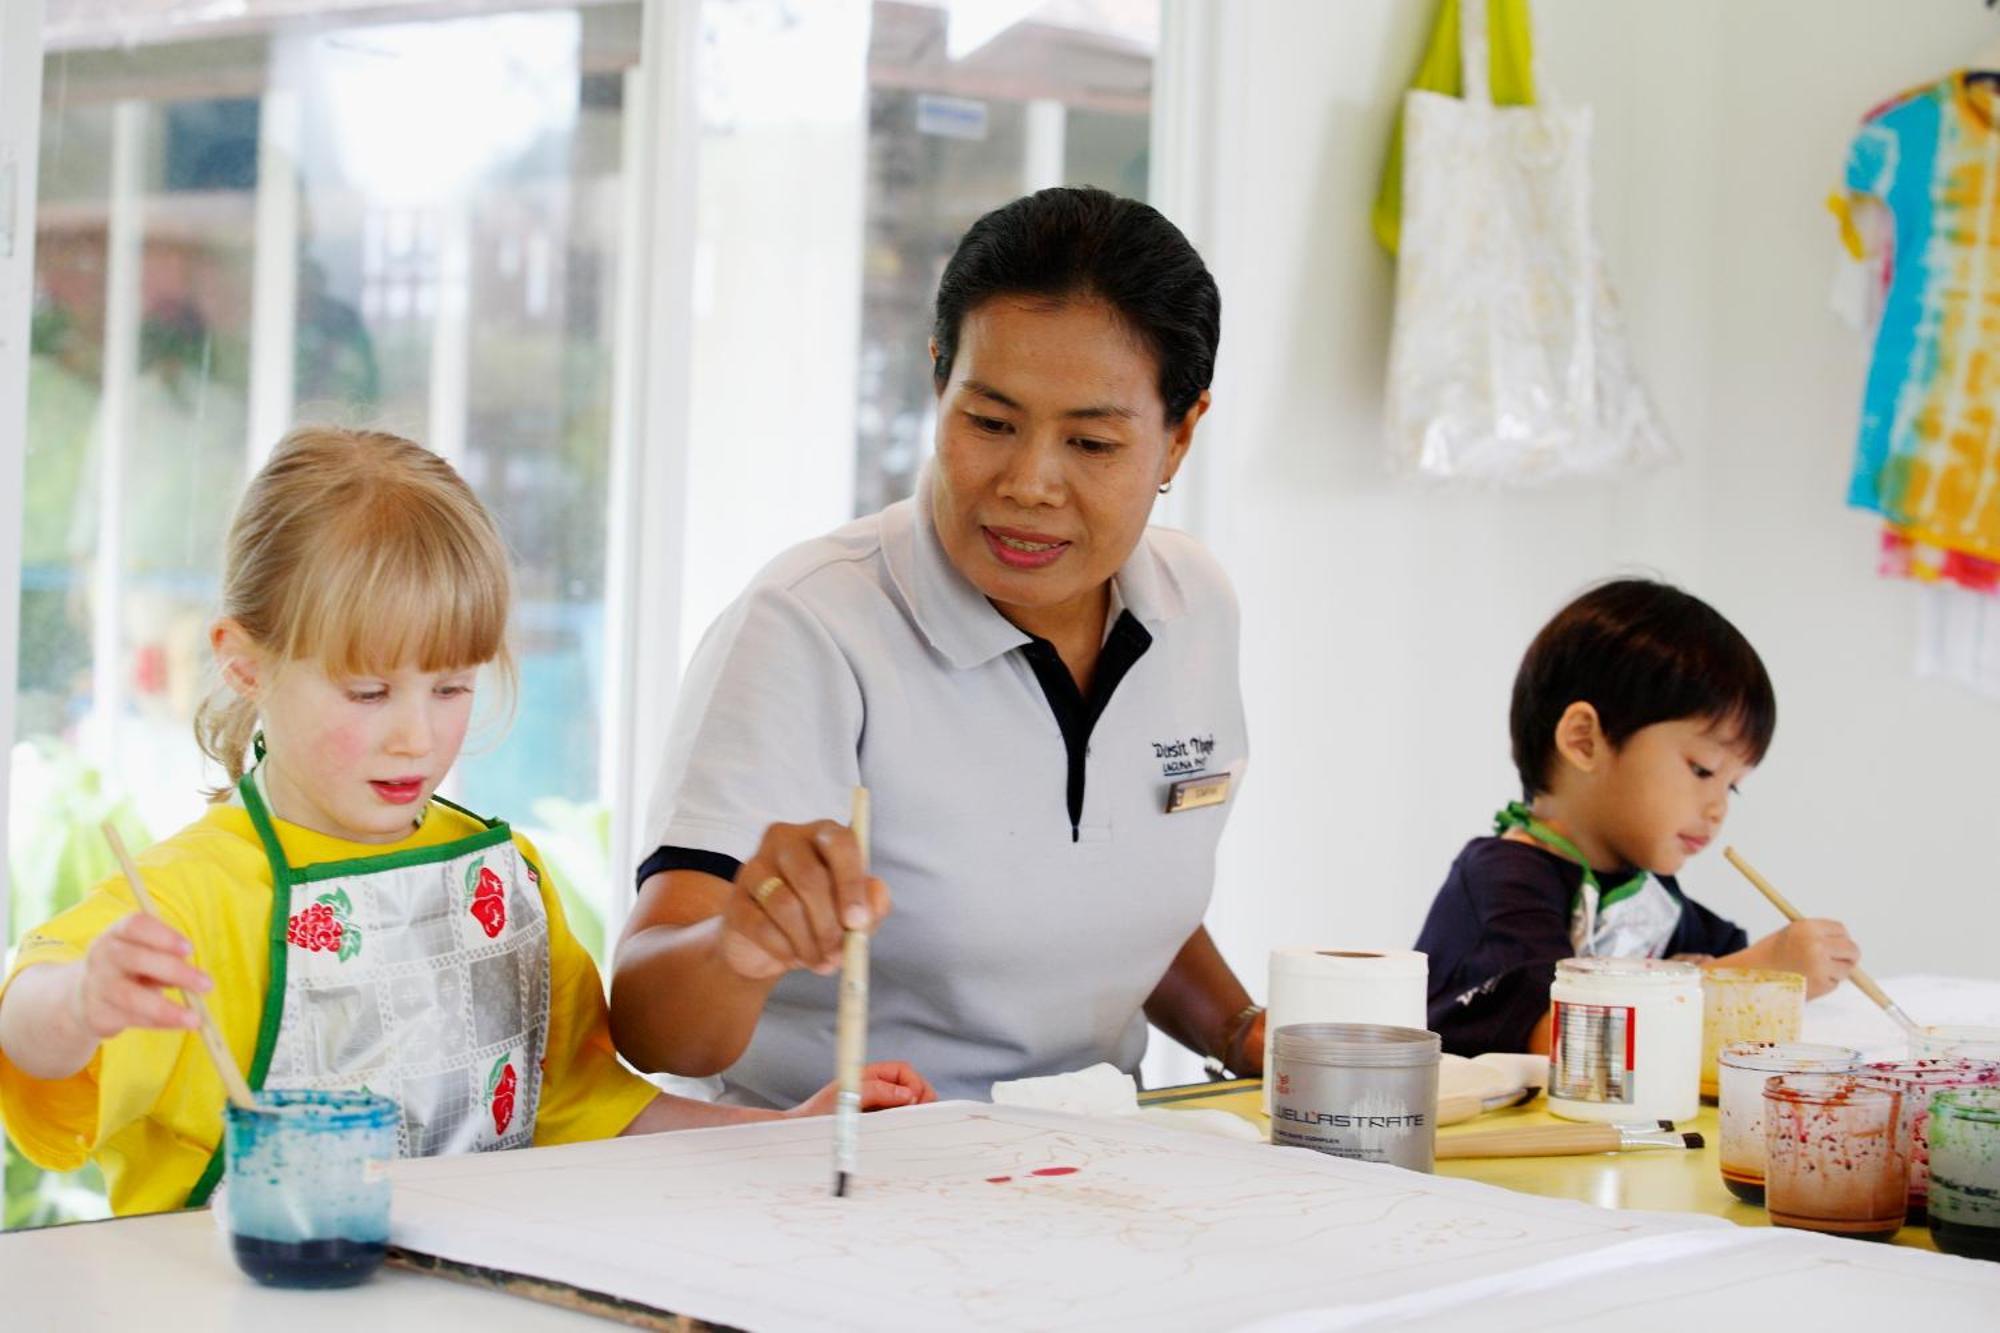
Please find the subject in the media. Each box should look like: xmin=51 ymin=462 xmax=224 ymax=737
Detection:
xmin=224 ymin=1088 xmax=399 ymax=1288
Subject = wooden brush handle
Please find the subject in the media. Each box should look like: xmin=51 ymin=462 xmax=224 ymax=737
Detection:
xmin=1839 ymin=967 xmax=1898 ymax=1015
xmin=102 ymin=823 xmax=259 ymax=1111
xmin=1435 ymin=1092 xmax=1486 ymax=1127
xmin=1435 ymin=1124 xmax=1621 ymax=1159
xmin=1722 ymin=847 xmax=1897 ymax=1013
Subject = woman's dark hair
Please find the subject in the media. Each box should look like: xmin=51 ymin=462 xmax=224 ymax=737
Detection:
xmin=1510 ymin=579 xmax=1776 ymax=798
xmin=930 ymin=186 xmax=1220 ymax=424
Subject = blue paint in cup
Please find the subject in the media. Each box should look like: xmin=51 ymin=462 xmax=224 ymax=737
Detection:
xmin=224 ymin=1088 xmax=399 ymax=1288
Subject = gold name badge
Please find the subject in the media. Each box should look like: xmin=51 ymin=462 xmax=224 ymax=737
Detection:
xmin=1165 ymin=772 xmax=1232 ymax=814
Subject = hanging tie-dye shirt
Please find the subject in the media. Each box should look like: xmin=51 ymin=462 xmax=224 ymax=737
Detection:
xmin=1880 ymin=520 xmax=2000 ymax=594
xmin=1839 ymin=74 xmax=2000 ymax=563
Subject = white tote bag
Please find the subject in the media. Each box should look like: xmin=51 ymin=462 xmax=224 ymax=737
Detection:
xmin=1384 ymin=0 xmax=1671 ymax=483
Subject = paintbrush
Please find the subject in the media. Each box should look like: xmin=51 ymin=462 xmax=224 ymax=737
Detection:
xmin=1722 ymin=847 xmax=1922 ymax=1036
xmin=832 ymin=786 xmax=871 ymax=1198
xmin=101 ymin=821 xmax=258 ymax=1112
xmin=1435 ymin=1084 xmax=1542 ymax=1126
xmin=1436 ymin=1120 xmax=1703 ymax=1160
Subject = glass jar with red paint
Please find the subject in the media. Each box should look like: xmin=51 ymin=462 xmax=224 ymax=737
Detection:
xmin=1862 ymin=1058 xmax=2000 ymax=1222
xmin=1763 ymin=1072 xmax=1908 ymax=1241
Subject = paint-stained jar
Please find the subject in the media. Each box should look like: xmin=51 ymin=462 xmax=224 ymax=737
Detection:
xmin=1928 ymin=1086 xmax=2000 ymax=1261
xmin=1862 ymin=1058 xmax=2000 ymax=1221
xmin=1699 ymin=969 xmax=1804 ymax=1099
xmin=224 ymin=1088 xmax=398 ymax=1287
xmin=1764 ymin=1072 xmax=1907 ymax=1241
xmin=1913 ymin=1025 xmax=2000 ymax=1064
xmin=1716 ymin=1041 xmax=1862 ymax=1204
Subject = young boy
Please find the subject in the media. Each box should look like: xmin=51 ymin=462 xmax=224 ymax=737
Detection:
xmin=1415 ymin=579 xmax=1860 ymax=1056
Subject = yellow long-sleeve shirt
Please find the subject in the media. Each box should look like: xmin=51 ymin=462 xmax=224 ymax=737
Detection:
xmin=0 ymin=800 xmax=656 ymax=1216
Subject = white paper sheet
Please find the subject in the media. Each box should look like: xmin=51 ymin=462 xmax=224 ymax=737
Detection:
xmin=1235 ymin=1226 xmax=2000 ymax=1332
xmin=386 ymin=1102 xmax=2000 ymax=1331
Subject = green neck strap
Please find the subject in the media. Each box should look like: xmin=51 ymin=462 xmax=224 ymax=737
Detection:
xmin=1494 ymin=801 xmax=1651 ymax=909
xmin=184 ymin=768 xmax=293 ymax=1209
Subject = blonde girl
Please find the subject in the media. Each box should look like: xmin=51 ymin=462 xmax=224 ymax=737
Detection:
xmin=0 ymin=427 xmax=930 ymax=1216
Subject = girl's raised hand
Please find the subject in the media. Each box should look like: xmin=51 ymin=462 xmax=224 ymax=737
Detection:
xmin=786 ymin=1061 xmax=938 ymax=1118
xmin=71 ymin=913 xmax=212 ymax=1039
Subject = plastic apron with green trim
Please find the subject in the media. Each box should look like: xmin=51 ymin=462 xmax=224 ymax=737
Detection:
xmin=1494 ymin=802 xmax=1683 ymax=960
xmin=186 ymin=769 xmax=549 ymax=1206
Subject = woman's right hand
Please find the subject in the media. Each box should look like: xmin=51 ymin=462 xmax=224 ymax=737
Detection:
xmin=71 ymin=913 xmax=211 ymax=1039
xmin=716 ymin=820 xmax=891 ymax=980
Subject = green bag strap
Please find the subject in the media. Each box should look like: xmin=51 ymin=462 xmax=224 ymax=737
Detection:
xmin=1493 ymin=801 xmax=1651 ymax=912
xmin=1373 ymin=0 xmax=1540 ymax=255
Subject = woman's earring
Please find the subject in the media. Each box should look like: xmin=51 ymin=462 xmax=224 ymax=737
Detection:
xmin=1158 ymin=480 xmax=1174 ymax=495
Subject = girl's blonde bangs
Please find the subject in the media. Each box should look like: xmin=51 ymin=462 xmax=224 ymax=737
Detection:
xmin=273 ymin=483 xmax=510 ymax=680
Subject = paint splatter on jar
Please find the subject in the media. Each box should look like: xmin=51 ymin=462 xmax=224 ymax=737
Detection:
xmin=1928 ymin=1086 xmax=2000 ymax=1261
xmin=224 ymin=1088 xmax=399 ymax=1287
xmin=1763 ymin=1072 xmax=1908 ymax=1241
xmin=1699 ymin=969 xmax=1804 ymax=1100
xmin=1716 ymin=1042 xmax=1861 ymax=1204
xmin=1861 ymin=1058 xmax=2000 ymax=1222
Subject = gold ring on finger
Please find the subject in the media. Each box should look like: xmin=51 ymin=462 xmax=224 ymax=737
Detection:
xmin=751 ymin=875 xmax=786 ymax=907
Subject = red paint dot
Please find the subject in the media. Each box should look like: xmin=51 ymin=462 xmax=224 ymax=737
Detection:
xmin=985 ymin=1176 xmax=1012 ymax=1184
xmin=1030 ymin=1166 xmax=1080 ymax=1177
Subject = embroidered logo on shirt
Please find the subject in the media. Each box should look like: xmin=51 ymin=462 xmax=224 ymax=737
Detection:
xmin=487 ymin=1053 xmax=519 ymax=1134
xmin=1151 ymin=732 xmax=1217 ymax=777
xmin=465 ymin=858 xmax=507 ymax=939
xmin=287 ymin=888 xmax=362 ymax=962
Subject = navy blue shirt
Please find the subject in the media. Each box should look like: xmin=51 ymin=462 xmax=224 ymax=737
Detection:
xmin=1414 ymin=837 xmax=1749 ymax=1056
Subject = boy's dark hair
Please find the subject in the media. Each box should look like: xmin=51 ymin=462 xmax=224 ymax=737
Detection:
xmin=1510 ymin=579 xmax=1776 ymax=798
xmin=931 ymin=186 xmax=1221 ymax=424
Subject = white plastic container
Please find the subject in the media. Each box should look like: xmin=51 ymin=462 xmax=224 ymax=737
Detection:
xmin=1261 ymin=949 xmax=1428 ymax=1112
xmin=1547 ymin=957 xmax=1702 ymax=1123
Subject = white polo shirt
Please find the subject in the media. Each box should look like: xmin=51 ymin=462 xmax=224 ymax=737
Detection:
xmin=641 ymin=469 xmax=1248 ymax=1105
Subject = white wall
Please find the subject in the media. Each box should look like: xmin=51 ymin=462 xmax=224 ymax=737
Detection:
xmin=1187 ymin=0 xmax=2000 ymax=1019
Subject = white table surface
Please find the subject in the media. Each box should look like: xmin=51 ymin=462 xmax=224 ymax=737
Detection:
xmin=8 ymin=974 xmax=1997 ymax=1329
xmin=0 ymin=1207 xmax=605 ymax=1330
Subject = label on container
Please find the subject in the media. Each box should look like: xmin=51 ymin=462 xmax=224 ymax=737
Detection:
xmin=1269 ymin=1065 xmax=1436 ymax=1171
xmin=1551 ymin=1001 xmax=1636 ymax=1104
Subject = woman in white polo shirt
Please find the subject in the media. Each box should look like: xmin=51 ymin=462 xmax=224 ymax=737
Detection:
xmin=610 ymin=187 xmax=1262 ymax=1105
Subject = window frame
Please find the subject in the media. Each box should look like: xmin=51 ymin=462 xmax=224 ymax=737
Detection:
xmin=0 ymin=0 xmax=49 ymax=958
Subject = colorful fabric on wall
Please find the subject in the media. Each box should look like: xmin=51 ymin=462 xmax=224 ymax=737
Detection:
xmin=1839 ymin=74 xmax=2000 ymax=564
xmin=1879 ymin=522 xmax=2000 ymax=595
